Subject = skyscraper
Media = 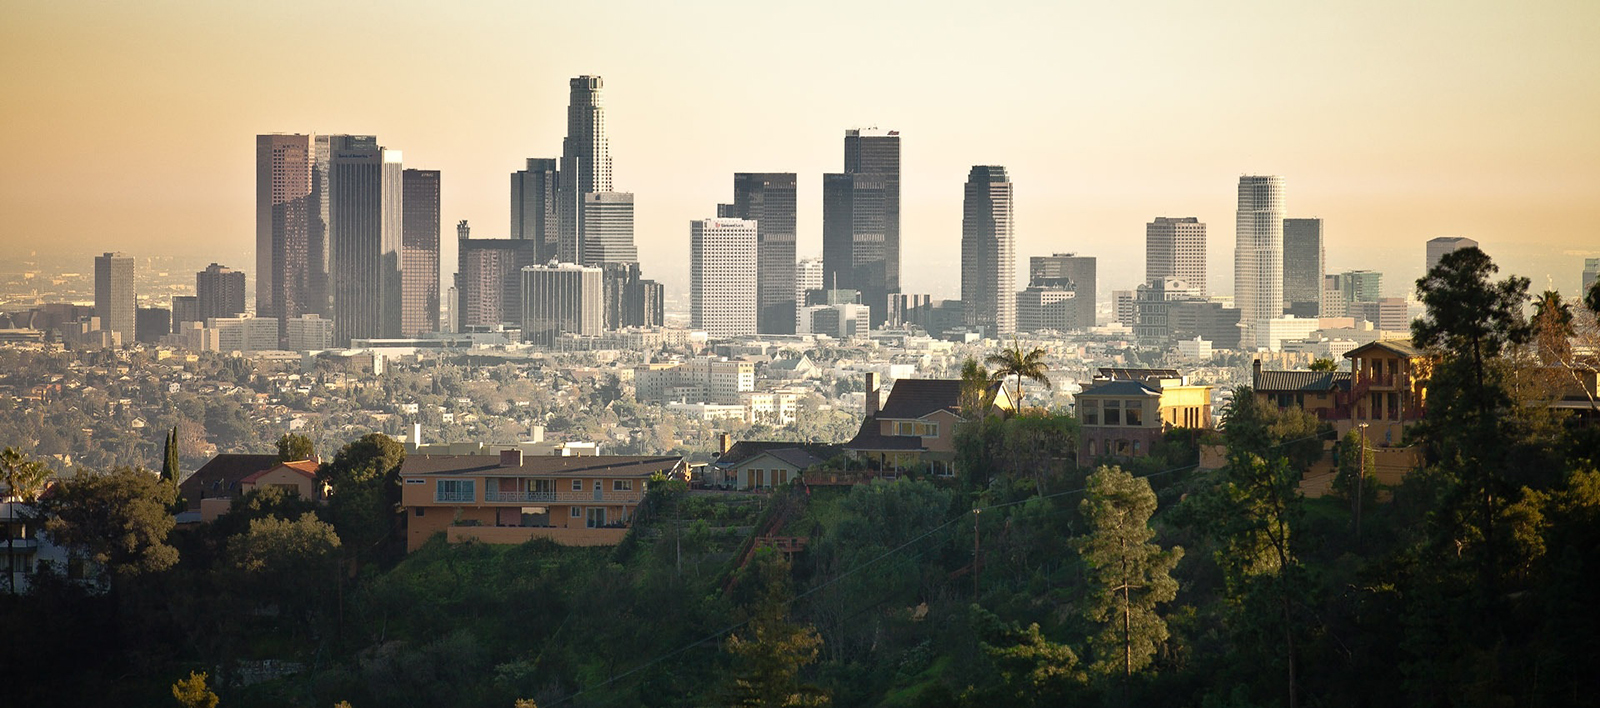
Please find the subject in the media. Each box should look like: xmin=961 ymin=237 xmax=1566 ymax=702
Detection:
xmin=1234 ymin=175 xmax=1286 ymax=349
xmin=691 ymin=218 xmax=758 ymax=338
xmin=456 ymin=220 xmax=539 ymax=331
xmin=196 ymin=263 xmax=246 ymax=322
xmin=796 ymin=257 xmax=823 ymax=327
xmin=1029 ymin=253 xmax=1096 ymax=330
xmin=961 ymin=165 xmax=1015 ymax=336
xmin=94 ymin=252 xmax=135 ymax=344
xmin=1340 ymin=269 xmax=1382 ymax=303
xmin=1426 ymin=236 xmax=1478 ymax=272
xmin=581 ymin=192 xmax=638 ymax=266
xmin=401 ymin=168 xmax=441 ymax=336
xmin=558 ymin=76 xmax=613 ymax=265
xmin=731 ymin=172 xmax=799 ymax=334
xmin=511 ymin=157 xmax=560 ymax=262
xmin=255 ymin=134 xmax=326 ymax=330
xmin=823 ymin=129 xmax=899 ymax=324
xmin=328 ymin=135 xmax=403 ymax=346
xmin=1146 ymin=217 xmax=1207 ymax=295
xmin=1584 ymin=258 xmax=1600 ymax=293
xmin=521 ymin=262 xmax=603 ymax=346
xmin=1282 ymin=218 xmax=1324 ymax=316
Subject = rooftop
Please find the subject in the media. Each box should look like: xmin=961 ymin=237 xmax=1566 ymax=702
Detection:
xmin=400 ymin=454 xmax=683 ymax=478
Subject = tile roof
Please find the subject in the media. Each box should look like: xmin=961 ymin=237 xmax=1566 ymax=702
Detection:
xmin=877 ymin=378 xmax=963 ymax=419
xmin=843 ymin=418 xmax=929 ymax=452
xmin=1345 ymin=338 xmax=1425 ymax=359
xmin=240 ymin=459 xmax=320 ymax=485
xmin=400 ymin=454 xmax=683 ymax=478
xmin=1077 ymin=379 xmax=1162 ymax=397
xmin=715 ymin=441 xmax=844 ymax=468
xmin=180 ymin=453 xmax=280 ymax=510
xmin=1252 ymin=370 xmax=1352 ymax=393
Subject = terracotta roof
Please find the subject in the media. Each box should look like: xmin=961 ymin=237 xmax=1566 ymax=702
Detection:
xmin=400 ymin=454 xmax=683 ymax=478
xmin=240 ymin=459 xmax=320 ymax=485
xmin=877 ymin=379 xmax=963 ymax=419
xmin=180 ymin=453 xmax=280 ymax=510
xmin=715 ymin=441 xmax=844 ymax=468
xmin=1252 ymin=370 xmax=1352 ymax=393
xmin=1345 ymin=338 xmax=1425 ymax=359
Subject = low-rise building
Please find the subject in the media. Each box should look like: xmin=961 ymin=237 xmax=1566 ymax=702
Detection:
xmin=711 ymin=440 xmax=844 ymax=490
xmin=1077 ymin=370 xmax=1212 ymax=459
xmin=844 ymin=374 xmax=1015 ymax=475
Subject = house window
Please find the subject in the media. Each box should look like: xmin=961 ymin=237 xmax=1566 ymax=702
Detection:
xmin=920 ymin=422 xmax=938 ymax=437
xmin=1125 ymin=401 xmax=1143 ymax=427
xmin=435 ymin=479 xmax=474 ymax=503
xmin=1104 ymin=400 xmax=1122 ymax=425
xmin=414 ymin=507 xmax=425 ymax=517
xmin=571 ymin=479 xmax=583 ymax=491
xmin=1081 ymin=400 xmax=1100 ymax=425
xmin=612 ymin=480 xmax=633 ymax=491
xmin=571 ymin=506 xmax=582 ymax=517
xmin=896 ymin=421 xmax=916 ymax=436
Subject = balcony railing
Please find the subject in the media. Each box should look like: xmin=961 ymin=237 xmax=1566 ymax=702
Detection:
xmin=477 ymin=489 xmax=644 ymax=504
xmin=435 ymin=491 xmax=474 ymax=503
xmin=484 ymin=491 xmax=557 ymax=503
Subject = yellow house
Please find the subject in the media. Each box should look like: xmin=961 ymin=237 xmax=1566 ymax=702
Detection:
xmin=1341 ymin=339 xmax=1432 ymax=446
xmin=1077 ymin=369 xmax=1212 ymax=459
xmin=399 ymin=450 xmax=685 ymax=551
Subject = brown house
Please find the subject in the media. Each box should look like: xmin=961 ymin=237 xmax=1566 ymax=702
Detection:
xmin=844 ymin=375 xmax=1015 ymax=475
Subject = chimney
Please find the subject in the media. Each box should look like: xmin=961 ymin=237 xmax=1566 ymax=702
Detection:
xmin=718 ymin=433 xmax=732 ymax=456
xmin=1252 ymin=358 xmax=1262 ymax=387
xmin=864 ymin=372 xmax=880 ymax=418
xmin=499 ymin=448 xmax=523 ymax=467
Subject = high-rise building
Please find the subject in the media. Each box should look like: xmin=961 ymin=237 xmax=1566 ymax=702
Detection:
xmin=691 ymin=218 xmax=758 ymax=338
xmin=328 ymin=135 xmax=403 ymax=346
xmin=94 ymin=252 xmax=135 ymax=344
xmin=961 ymin=166 xmax=1015 ymax=336
xmin=1426 ymin=236 xmax=1478 ymax=272
xmin=796 ymin=257 xmax=824 ymax=327
xmin=1321 ymin=275 xmax=1347 ymax=318
xmin=1135 ymin=277 xmax=1199 ymax=347
xmin=456 ymin=220 xmax=540 ymax=331
xmin=581 ymin=192 xmax=637 ymax=266
xmin=401 ymin=169 xmax=441 ymax=336
xmin=521 ymin=262 xmax=603 ymax=346
xmin=1146 ymin=217 xmax=1207 ymax=295
xmin=1016 ymin=285 xmax=1076 ymax=333
xmin=136 ymin=307 xmax=170 ymax=344
xmin=731 ymin=173 xmax=799 ymax=334
xmin=823 ymin=129 xmax=899 ymax=324
xmin=1169 ymin=300 xmax=1243 ymax=350
xmin=1029 ymin=253 xmax=1096 ymax=329
xmin=1583 ymin=258 xmax=1600 ymax=293
xmin=196 ymin=263 xmax=246 ymax=322
xmin=285 ymin=314 xmax=334 ymax=351
xmin=255 ymin=134 xmax=326 ymax=329
xmin=1282 ymin=218 xmax=1324 ymax=316
xmin=1114 ymin=290 xmax=1136 ymax=327
xmin=1234 ymin=175 xmax=1286 ymax=349
xmin=171 ymin=295 xmax=200 ymax=330
xmin=599 ymin=262 xmax=664 ymax=329
xmin=1340 ymin=269 xmax=1382 ymax=303
xmin=558 ymin=76 xmax=613 ymax=265
xmin=511 ymin=157 xmax=560 ymax=262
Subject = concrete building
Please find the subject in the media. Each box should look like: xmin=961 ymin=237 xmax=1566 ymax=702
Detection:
xmin=93 ymin=252 xmax=135 ymax=344
xmin=457 ymin=221 xmax=540 ymax=330
xmin=511 ymin=157 xmax=560 ymax=262
xmin=196 ymin=263 xmax=246 ymax=322
xmin=961 ymin=165 xmax=1016 ymax=337
xmin=211 ymin=315 xmax=280 ymax=352
xmin=1321 ymin=275 xmax=1347 ymax=318
xmin=255 ymin=134 xmax=327 ymax=328
xmin=796 ymin=257 xmax=824 ymax=326
xmin=521 ymin=262 xmax=603 ymax=346
xmin=823 ymin=128 xmax=900 ymax=324
xmin=135 ymin=307 xmax=170 ymax=344
xmin=1282 ymin=218 xmax=1324 ymax=316
xmin=1234 ymin=175 xmax=1286 ymax=349
xmin=1426 ymin=236 xmax=1478 ymax=272
xmin=731 ymin=173 xmax=799 ymax=334
xmin=1134 ymin=277 xmax=1198 ymax=348
xmin=558 ymin=76 xmax=613 ymax=265
xmin=634 ymin=357 xmax=755 ymax=405
xmin=401 ymin=168 xmax=441 ymax=337
xmin=1114 ymin=290 xmax=1136 ymax=327
xmin=1350 ymin=297 xmax=1410 ymax=332
xmin=691 ymin=218 xmax=758 ymax=338
xmin=1168 ymin=300 xmax=1243 ymax=350
xmin=1029 ymin=253 xmax=1096 ymax=330
xmin=581 ymin=192 xmax=637 ymax=266
xmin=1146 ymin=217 xmax=1207 ymax=295
xmin=1077 ymin=371 xmax=1212 ymax=460
xmin=1260 ymin=315 xmax=1321 ymax=352
xmin=799 ymin=303 xmax=872 ymax=338
xmin=328 ymin=135 xmax=403 ymax=346
xmin=171 ymin=295 xmax=201 ymax=330
xmin=285 ymin=314 xmax=333 ymax=351
xmin=1016 ymin=284 xmax=1076 ymax=333
xmin=1582 ymin=258 xmax=1598 ymax=293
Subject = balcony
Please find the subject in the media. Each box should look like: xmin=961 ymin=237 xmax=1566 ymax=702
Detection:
xmin=480 ymin=489 xmax=644 ymax=505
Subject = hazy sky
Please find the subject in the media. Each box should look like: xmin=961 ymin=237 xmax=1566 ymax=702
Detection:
xmin=3 ymin=0 xmax=1598 ymax=302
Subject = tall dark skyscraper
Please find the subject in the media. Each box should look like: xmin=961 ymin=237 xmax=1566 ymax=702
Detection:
xmin=401 ymin=168 xmax=441 ymax=336
xmin=255 ymin=134 xmax=327 ymax=331
xmin=196 ymin=263 xmax=246 ymax=322
xmin=457 ymin=220 xmax=539 ymax=330
xmin=558 ymin=76 xmax=612 ymax=265
xmin=94 ymin=251 xmax=135 ymax=343
xmin=961 ymin=165 xmax=1015 ymax=336
xmin=1282 ymin=218 xmax=1324 ymax=316
xmin=1029 ymin=253 xmax=1096 ymax=330
xmin=581 ymin=191 xmax=638 ymax=266
xmin=511 ymin=157 xmax=560 ymax=262
xmin=328 ymin=135 xmax=403 ymax=346
xmin=731 ymin=172 xmax=798 ymax=334
xmin=823 ymin=128 xmax=900 ymax=325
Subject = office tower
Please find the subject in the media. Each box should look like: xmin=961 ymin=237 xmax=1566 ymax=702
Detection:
xmin=1340 ymin=269 xmax=1382 ymax=303
xmin=823 ymin=128 xmax=900 ymax=324
xmin=328 ymin=135 xmax=403 ymax=346
xmin=401 ymin=169 xmax=441 ymax=336
xmin=1146 ymin=217 xmax=1207 ymax=295
xmin=630 ymin=278 xmax=665 ymax=328
xmin=1321 ymin=275 xmax=1347 ymax=318
xmin=581 ymin=192 xmax=638 ymax=265
xmin=600 ymin=262 xmax=663 ymax=329
xmin=1168 ymin=300 xmax=1243 ymax=350
xmin=1234 ymin=175 xmax=1286 ymax=349
xmin=456 ymin=220 xmax=540 ymax=330
xmin=1282 ymin=218 xmax=1324 ymax=317
xmin=796 ymin=257 xmax=824 ymax=324
xmin=171 ymin=295 xmax=200 ymax=330
xmin=1426 ymin=236 xmax=1478 ymax=272
xmin=255 ymin=134 xmax=327 ymax=330
xmin=94 ymin=252 xmax=135 ymax=344
xmin=558 ymin=76 xmax=613 ymax=264
xmin=521 ymin=262 xmax=603 ymax=345
xmin=1016 ymin=285 xmax=1076 ymax=333
xmin=511 ymin=158 xmax=561 ymax=262
xmin=196 ymin=263 xmax=246 ymax=322
xmin=959 ymin=166 xmax=1016 ymax=336
xmin=731 ymin=172 xmax=799 ymax=334
xmin=1114 ymin=290 xmax=1136 ymax=327
xmin=1584 ymin=258 xmax=1600 ymax=293
xmin=135 ymin=307 xmax=170 ymax=344
xmin=285 ymin=314 xmax=334 ymax=351
xmin=1350 ymin=297 xmax=1409 ymax=332
xmin=1135 ymin=277 xmax=1199 ymax=347
xmin=1029 ymin=253 xmax=1097 ymax=329
xmin=691 ymin=218 xmax=758 ymax=338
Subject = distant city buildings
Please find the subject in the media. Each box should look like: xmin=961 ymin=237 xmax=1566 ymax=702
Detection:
xmin=581 ymin=191 xmax=637 ymax=266
xmin=1282 ymin=218 xmax=1324 ymax=317
xmin=1134 ymin=276 xmax=1198 ymax=347
xmin=1582 ymin=258 xmax=1598 ymax=293
xmin=195 ymin=263 xmax=245 ymax=322
xmin=1016 ymin=284 xmax=1075 ymax=333
xmin=521 ymin=262 xmax=603 ymax=346
xmin=456 ymin=220 xmax=539 ymax=331
xmin=691 ymin=218 xmax=758 ymax=338
xmin=1234 ymin=175 xmax=1286 ymax=349
xmin=730 ymin=173 xmax=799 ymax=335
xmin=1426 ymin=236 xmax=1478 ymax=272
xmin=94 ymin=252 xmax=134 ymax=344
xmin=824 ymin=128 xmax=900 ymax=325
xmin=1146 ymin=217 xmax=1207 ymax=296
xmin=559 ymin=76 xmax=612 ymax=265
xmin=328 ymin=135 xmax=403 ymax=346
xmin=255 ymin=134 xmax=327 ymax=331
xmin=510 ymin=157 xmax=560 ymax=262
xmin=401 ymin=168 xmax=441 ymax=337
xmin=961 ymin=166 xmax=1015 ymax=337
xmin=1029 ymin=253 xmax=1096 ymax=330
xmin=796 ymin=257 xmax=824 ymax=327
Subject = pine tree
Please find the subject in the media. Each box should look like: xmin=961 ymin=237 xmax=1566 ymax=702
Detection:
xmin=721 ymin=551 xmax=828 ymax=707
xmin=162 ymin=426 xmax=180 ymax=486
xmin=1076 ymin=465 xmax=1182 ymax=679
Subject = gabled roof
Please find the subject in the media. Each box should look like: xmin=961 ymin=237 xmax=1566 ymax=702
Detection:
xmin=180 ymin=453 xmax=281 ymax=510
xmin=1345 ymin=338 xmax=1425 ymax=359
xmin=1077 ymin=379 xmax=1162 ymax=398
xmin=843 ymin=417 xmax=930 ymax=452
xmin=1252 ymin=370 xmax=1352 ymax=393
xmin=716 ymin=441 xmax=844 ymax=468
xmin=240 ymin=459 xmax=319 ymax=485
xmin=400 ymin=454 xmax=683 ymax=478
xmin=877 ymin=379 xmax=963 ymax=419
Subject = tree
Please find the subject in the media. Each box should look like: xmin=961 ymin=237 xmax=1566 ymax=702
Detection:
xmin=319 ymin=433 xmax=405 ymax=561
xmin=721 ymin=551 xmax=828 ymax=707
xmin=2 ymin=447 xmax=53 ymax=593
xmin=1075 ymin=465 xmax=1182 ymax=679
xmin=171 ymin=670 xmax=219 ymax=708
xmin=1308 ymin=358 xmax=1338 ymax=372
xmin=1530 ymin=290 xmax=1574 ymax=364
xmin=228 ymin=513 xmax=341 ymax=634
xmin=162 ymin=426 xmax=180 ymax=486
xmin=974 ymin=607 xmax=1084 ymax=707
xmin=40 ymin=465 xmax=178 ymax=579
xmin=1331 ymin=429 xmax=1376 ymax=532
xmin=957 ymin=357 xmax=995 ymax=419
xmin=277 ymin=432 xmax=316 ymax=462
xmin=985 ymin=340 xmax=1051 ymax=413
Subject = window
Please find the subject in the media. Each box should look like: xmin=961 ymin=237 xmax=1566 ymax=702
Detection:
xmin=1081 ymin=400 xmax=1100 ymax=425
xmin=1104 ymin=400 xmax=1122 ymax=425
xmin=571 ymin=479 xmax=583 ymax=491
xmin=414 ymin=507 xmax=425 ymax=517
xmin=897 ymin=421 xmax=915 ymax=435
xmin=571 ymin=506 xmax=582 ymax=517
xmin=435 ymin=479 xmax=474 ymax=503
xmin=1124 ymin=401 xmax=1143 ymax=426
xmin=1087 ymin=439 xmax=1097 ymax=456
xmin=612 ymin=480 xmax=633 ymax=491
xmin=920 ymin=422 xmax=938 ymax=437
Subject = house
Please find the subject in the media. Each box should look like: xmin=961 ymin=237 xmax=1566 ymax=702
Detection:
xmin=1077 ymin=373 xmax=1212 ymax=459
xmin=766 ymin=354 xmax=821 ymax=380
xmin=239 ymin=460 xmax=322 ymax=501
xmin=711 ymin=439 xmax=844 ymax=490
xmin=1344 ymin=339 xmax=1431 ymax=446
xmin=180 ymin=453 xmax=281 ymax=522
xmin=2 ymin=500 xmax=76 ymax=594
xmin=1251 ymin=359 xmax=1352 ymax=420
xmin=843 ymin=374 xmax=1015 ymax=475
xmin=399 ymin=450 xmax=685 ymax=551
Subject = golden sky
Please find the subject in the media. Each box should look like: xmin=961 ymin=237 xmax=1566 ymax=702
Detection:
xmin=2 ymin=0 xmax=1597 ymax=300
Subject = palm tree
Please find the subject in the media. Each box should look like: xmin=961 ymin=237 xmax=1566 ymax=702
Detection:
xmin=985 ymin=340 xmax=1052 ymax=413
xmin=1 ymin=447 xmax=53 ymax=594
xmin=1530 ymin=289 xmax=1574 ymax=364
xmin=958 ymin=358 xmax=996 ymax=418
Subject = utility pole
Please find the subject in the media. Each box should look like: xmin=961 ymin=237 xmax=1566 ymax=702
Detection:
xmin=1356 ymin=422 xmax=1368 ymax=543
xmin=972 ymin=508 xmax=981 ymax=602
